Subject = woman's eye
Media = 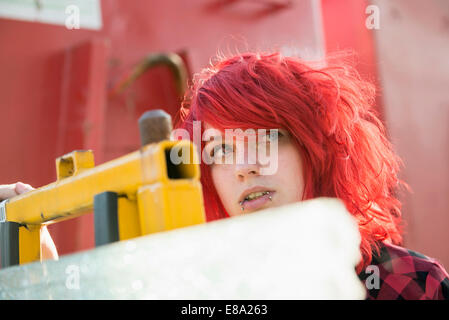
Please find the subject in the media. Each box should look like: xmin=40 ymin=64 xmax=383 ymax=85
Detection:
xmin=260 ymin=130 xmax=283 ymax=143
xmin=212 ymin=144 xmax=233 ymax=157
xmin=269 ymin=131 xmax=281 ymax=140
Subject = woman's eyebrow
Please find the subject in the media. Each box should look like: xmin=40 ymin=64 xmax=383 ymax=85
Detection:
xmin=205 ymin=132 xmax=271 ymax=145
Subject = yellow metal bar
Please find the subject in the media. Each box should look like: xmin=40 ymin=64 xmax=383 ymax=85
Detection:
xmin=19 ymin=225 xmax=41 ymax=264
xmin=137 ymin=180 xmax=205 ymax=235
xmin=5 ymin=140 xmax=197 ymax=225
xmin=117 ymin=197 xmax=140 ymax=241
xmin=3 ymin=139 xmax=205 ymax=266
xmin=56 ymin=150 xmax=95 ymax=181
xmin=137 ymin=140 xmax=205 ymax=234
xmin=5 ymin=150 xmax=144 ymax=225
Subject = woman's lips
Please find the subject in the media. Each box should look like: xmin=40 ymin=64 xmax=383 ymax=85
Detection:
xmin=240 ymin=191 xmax=275 ymax=212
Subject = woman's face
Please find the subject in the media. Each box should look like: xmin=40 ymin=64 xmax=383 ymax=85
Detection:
xmin=203 ymin=123 xmax=305 ymax=216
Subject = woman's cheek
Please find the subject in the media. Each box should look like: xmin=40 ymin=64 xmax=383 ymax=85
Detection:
xmin=277 ymin=145 xmax=305 ymax=202
xmin=211 ymin=166 xmax=233 ymax=210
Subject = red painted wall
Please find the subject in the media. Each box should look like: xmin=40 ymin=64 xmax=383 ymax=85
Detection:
xmin=321 ymin=0 xmax=449 ymax=269
xmin=321 ymin=0 xmax=383 ymax=116
xmin=0 ymin=0 xmax=324 ymax=256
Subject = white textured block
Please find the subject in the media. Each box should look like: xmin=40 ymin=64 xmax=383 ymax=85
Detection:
xmin=0 ymin=197 xmax=366 ymax=299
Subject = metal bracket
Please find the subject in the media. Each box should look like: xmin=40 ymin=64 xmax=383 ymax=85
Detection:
xmin=0 ymin=199 xmax=8 ymax=223
xmin=94 ymin=191 xmax=119 ymax=247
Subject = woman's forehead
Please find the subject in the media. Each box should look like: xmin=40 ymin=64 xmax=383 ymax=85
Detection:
xmin=204 ymin=122 xmax=274 ymax=131
xmin=203 ymin=122 xmax=285 ymax=140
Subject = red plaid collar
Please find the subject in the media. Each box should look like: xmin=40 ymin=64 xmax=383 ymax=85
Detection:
xmin=358 ymin=242 xmax=449 ymax=300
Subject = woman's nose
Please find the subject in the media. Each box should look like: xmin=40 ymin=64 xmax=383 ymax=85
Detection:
xmin=233 ymin=139 xmax=261 ymax=180
xmin=235 ymin=163 xmax=260 ymax=180
xmin=235 ymin=145 xmax=260 ymax=180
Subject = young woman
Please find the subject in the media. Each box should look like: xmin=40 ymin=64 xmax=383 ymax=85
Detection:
xmin=173 ymin=51 xmax=449 ymax=300
xmin=2 ymin=52 xmax=448 ymax=300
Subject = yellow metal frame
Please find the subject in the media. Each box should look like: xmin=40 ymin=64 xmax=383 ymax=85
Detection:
xmin=4 ymin=140 xmax=205 ymax=265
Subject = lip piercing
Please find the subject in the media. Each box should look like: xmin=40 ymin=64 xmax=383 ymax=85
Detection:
xmin=240 ymin=194 xmax=272 ymax=210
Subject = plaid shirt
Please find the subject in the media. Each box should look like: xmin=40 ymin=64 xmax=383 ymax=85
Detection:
xmin=358 ymin=242 xmax=449 ymax=300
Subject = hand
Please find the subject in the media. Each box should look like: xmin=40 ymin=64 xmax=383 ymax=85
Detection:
xmin=0 ymin=182 xmax=58 ymax=261
xmin=0 ymin=182 xmax=34 ymax=200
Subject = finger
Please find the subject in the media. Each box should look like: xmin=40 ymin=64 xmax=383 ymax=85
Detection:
xmin=0 ymin=184 xmax=18 ymax=200
xmin=15 ymin=182 xmax=34 ymax=195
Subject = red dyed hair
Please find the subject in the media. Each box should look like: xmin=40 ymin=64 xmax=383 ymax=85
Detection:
xmin=175 ymin=52 xmax=409 ymax=272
